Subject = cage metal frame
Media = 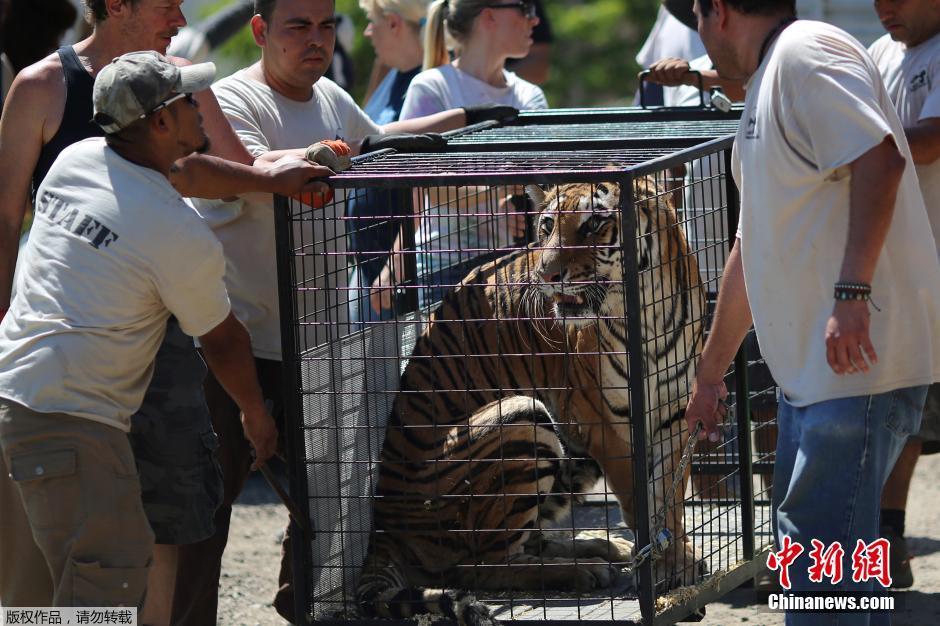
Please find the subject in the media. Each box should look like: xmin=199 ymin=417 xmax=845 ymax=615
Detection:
xmin=441 ymin=106 xmax=742 ymax=152
xmin=274 ymin=136 xmax=771 ymax=626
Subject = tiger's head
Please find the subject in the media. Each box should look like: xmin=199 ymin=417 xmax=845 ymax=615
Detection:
xmin=525 ymin=178 xmax=684 ymax=327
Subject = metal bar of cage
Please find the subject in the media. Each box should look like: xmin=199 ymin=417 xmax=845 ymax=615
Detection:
xmin=620 ymin=172 xmax=657 ymax=623
xmin=442 ymin=107 xmax=741 ymax=152
xmin=652 ymin=556 xmax=768 ymax=626
xmin=330 ymin=139 xmax=734 ymax=189
xmin=274 ymin=193 xmax=315 ymax=624
xmin=510 ymin=105 xmax=744 ymax=124
xmin=275 ymin=135 xmax=771 ymax=626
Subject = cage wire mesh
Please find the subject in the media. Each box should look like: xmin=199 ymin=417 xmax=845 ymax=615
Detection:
xmin=274 ymin=138 xmax=774 ymax=626
xmin=445 ymin=120 xmax=742 ymax=151
xmin=442 ymin=105 xmax=741 ymax=153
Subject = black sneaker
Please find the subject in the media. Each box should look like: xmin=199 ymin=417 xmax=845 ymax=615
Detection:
xmin=881 ymin=525 xmax=914 ymax=589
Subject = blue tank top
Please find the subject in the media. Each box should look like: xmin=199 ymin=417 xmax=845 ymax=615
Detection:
xmin=32 ymin=46 xmax=103 ymax=197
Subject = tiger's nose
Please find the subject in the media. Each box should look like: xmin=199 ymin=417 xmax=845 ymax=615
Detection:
xmin=541 ymin=270 xmax=562 ymax=283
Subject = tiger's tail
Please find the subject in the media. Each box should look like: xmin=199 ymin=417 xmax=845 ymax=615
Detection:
xmin=357 ymin=575 xmax=497 ymax=626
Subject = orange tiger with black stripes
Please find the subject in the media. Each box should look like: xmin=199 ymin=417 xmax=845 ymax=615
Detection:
xmin=357 ymin=179 xmax=707 ymax=625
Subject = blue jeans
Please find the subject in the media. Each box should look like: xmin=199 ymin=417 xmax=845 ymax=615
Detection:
xmin=773 ymin=385 xmax=927 ymax=626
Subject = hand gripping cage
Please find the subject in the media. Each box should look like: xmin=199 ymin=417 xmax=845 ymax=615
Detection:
xmin=274 ymin=136 xmax=775 ymax=625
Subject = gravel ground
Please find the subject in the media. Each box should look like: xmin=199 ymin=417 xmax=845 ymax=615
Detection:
xmin=220 ymin=454 xmax=940 ymax=625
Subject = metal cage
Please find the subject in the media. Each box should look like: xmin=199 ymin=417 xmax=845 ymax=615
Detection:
xmin=442 ymin=106 xmax=742 ymax=152
xmin=274 ymin=138 xmax=774 ymax=626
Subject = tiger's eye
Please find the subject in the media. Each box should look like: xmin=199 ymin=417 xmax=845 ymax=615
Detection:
xmin=540 ymin=216 xmax=555 ymax=235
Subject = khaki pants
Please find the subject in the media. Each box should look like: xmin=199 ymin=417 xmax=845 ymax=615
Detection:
xmin=0 ymin=400 xmax=153 ymax=607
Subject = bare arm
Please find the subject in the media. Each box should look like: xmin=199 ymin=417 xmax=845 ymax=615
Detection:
xmin=825 ymin=136 xmax=906 ymax=375
xmin=382 ymin=109 xmax=468 ymax=135
xmin=193 ymin=87 xmax=255 ymax=165
xmin=254 ymin=148 xmax=309 ymax=164
xmin=0 ymin=66 xmax=59 ymax=310
xmin=168 ymin=153 xmax=333 ymax=199
xmin=904 ymin=118 xmax=940 ymax=165
xmin=684 ymin=240 xmax=753 ymax=440
xmin=252 ymin=107 xmax=467 ymax=161
xmin=199 ymin=312 xmax=277 ymax=468
xmin=252 ymin=108 xmax=473 ymax=163
xmin=643 ymin=57 xmax=746 ymax=102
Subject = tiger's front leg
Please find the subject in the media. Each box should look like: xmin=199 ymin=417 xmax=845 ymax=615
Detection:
xmin=585 ymin=421 xmax=704 ymax=591
xmin=583 ymin=422 xmax=637 ymax=532
xmin=648 ymin=421 xmax=706 ymax=590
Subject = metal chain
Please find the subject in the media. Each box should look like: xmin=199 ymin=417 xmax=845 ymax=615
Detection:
xmin=631 ymin=422 xmax=702 ymax=570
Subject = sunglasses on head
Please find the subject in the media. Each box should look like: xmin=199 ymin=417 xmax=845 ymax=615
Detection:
xmin=486 ymin=1 xmax=536 ymax=19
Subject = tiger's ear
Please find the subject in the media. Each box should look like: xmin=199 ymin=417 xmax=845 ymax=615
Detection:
xmin=525 ymin=184 xmax=546 ymax=207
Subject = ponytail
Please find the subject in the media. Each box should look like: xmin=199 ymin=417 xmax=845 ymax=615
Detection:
xmin=422 ymin=0 xmax=449 ymax=70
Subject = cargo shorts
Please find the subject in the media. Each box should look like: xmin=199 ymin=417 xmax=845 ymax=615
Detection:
xmin=128 ymin=317 xmax=223 ymax=545
xmin=0 ymin=400 xmax=154 ymax=608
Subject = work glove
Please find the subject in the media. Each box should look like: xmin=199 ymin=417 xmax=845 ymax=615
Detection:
xmin=304 ymin=139 xmax=352 ymax=171
xmin=359 ymin=132 xmax=447 ymax=154
xmin=463 ymin=103 xmax=519 ymax=125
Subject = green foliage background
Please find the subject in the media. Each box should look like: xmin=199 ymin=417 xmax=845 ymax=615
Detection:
xmin=203 ymin=0 xmax=661 ymax=107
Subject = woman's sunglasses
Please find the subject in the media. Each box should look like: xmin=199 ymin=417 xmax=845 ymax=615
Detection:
xmin=486 ymin=1 xmax=537 ymax=19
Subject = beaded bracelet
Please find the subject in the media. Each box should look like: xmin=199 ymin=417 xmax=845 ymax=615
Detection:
xmin=834 ymin=281 xmax=871 ymax=301
xmin=835 ymin=291 xmax=868 ymax=301
xmin=834 ymin=281 xmax=871 ymax=290
xmin=834 ymin=282 xmax=881 ymax=310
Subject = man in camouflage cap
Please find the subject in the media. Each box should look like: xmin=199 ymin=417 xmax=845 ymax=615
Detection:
xmin=0 ymin=51 xmax=277 ymax=609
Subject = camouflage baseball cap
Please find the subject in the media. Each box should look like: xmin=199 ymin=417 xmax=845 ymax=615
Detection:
xmin=93 ymin=51 xmax=216 ymax=134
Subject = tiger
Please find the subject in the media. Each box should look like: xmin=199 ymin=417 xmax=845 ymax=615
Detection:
xmin=356 ymin=179 xmax=707 ymax=625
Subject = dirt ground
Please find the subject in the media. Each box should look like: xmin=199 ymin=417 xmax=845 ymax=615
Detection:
xmin=220 ymin=454 xmax=940 ymax=625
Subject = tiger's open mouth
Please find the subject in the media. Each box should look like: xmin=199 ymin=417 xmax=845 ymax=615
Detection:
xmin=552 ymin=293 xmax=586 ymax=306
xmin=549 ymin=291 xmax=596 ymax=322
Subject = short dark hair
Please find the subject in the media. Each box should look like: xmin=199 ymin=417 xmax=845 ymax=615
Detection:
xmin=84 ymin=0 xmax=142 ymax=24
xmin=699 ymin=0 xmax=795 ymax=18
xmin=254 ymin=0 xmax=334 ymax=23
xmin=254 ymin=0 xmax=277 ymax=22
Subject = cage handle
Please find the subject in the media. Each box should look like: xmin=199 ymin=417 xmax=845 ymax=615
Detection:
xmin=638 ymin=68 xmax=707 ymax=109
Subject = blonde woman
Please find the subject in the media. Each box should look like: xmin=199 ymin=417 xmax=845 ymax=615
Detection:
xmin=370 ymin=0 xmax=547 ymax=312
xmin=401 ymin=0 xmax=547 ymax=117
xmin=360 ymin=0 xmax=432 ymax=124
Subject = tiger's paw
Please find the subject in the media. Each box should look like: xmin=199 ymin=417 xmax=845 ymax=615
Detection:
xmin=571 ymin=560 xmax=622 ymax=591
xmin=606 ymin=536 xmax=636 ymax=563
xmin=654 ymin=540 xmax=708 ymax=591
xmin=454 ymin=595 xmax=498 ymax=626
xmin=572 ymin=529 xmax=636 ymax=564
